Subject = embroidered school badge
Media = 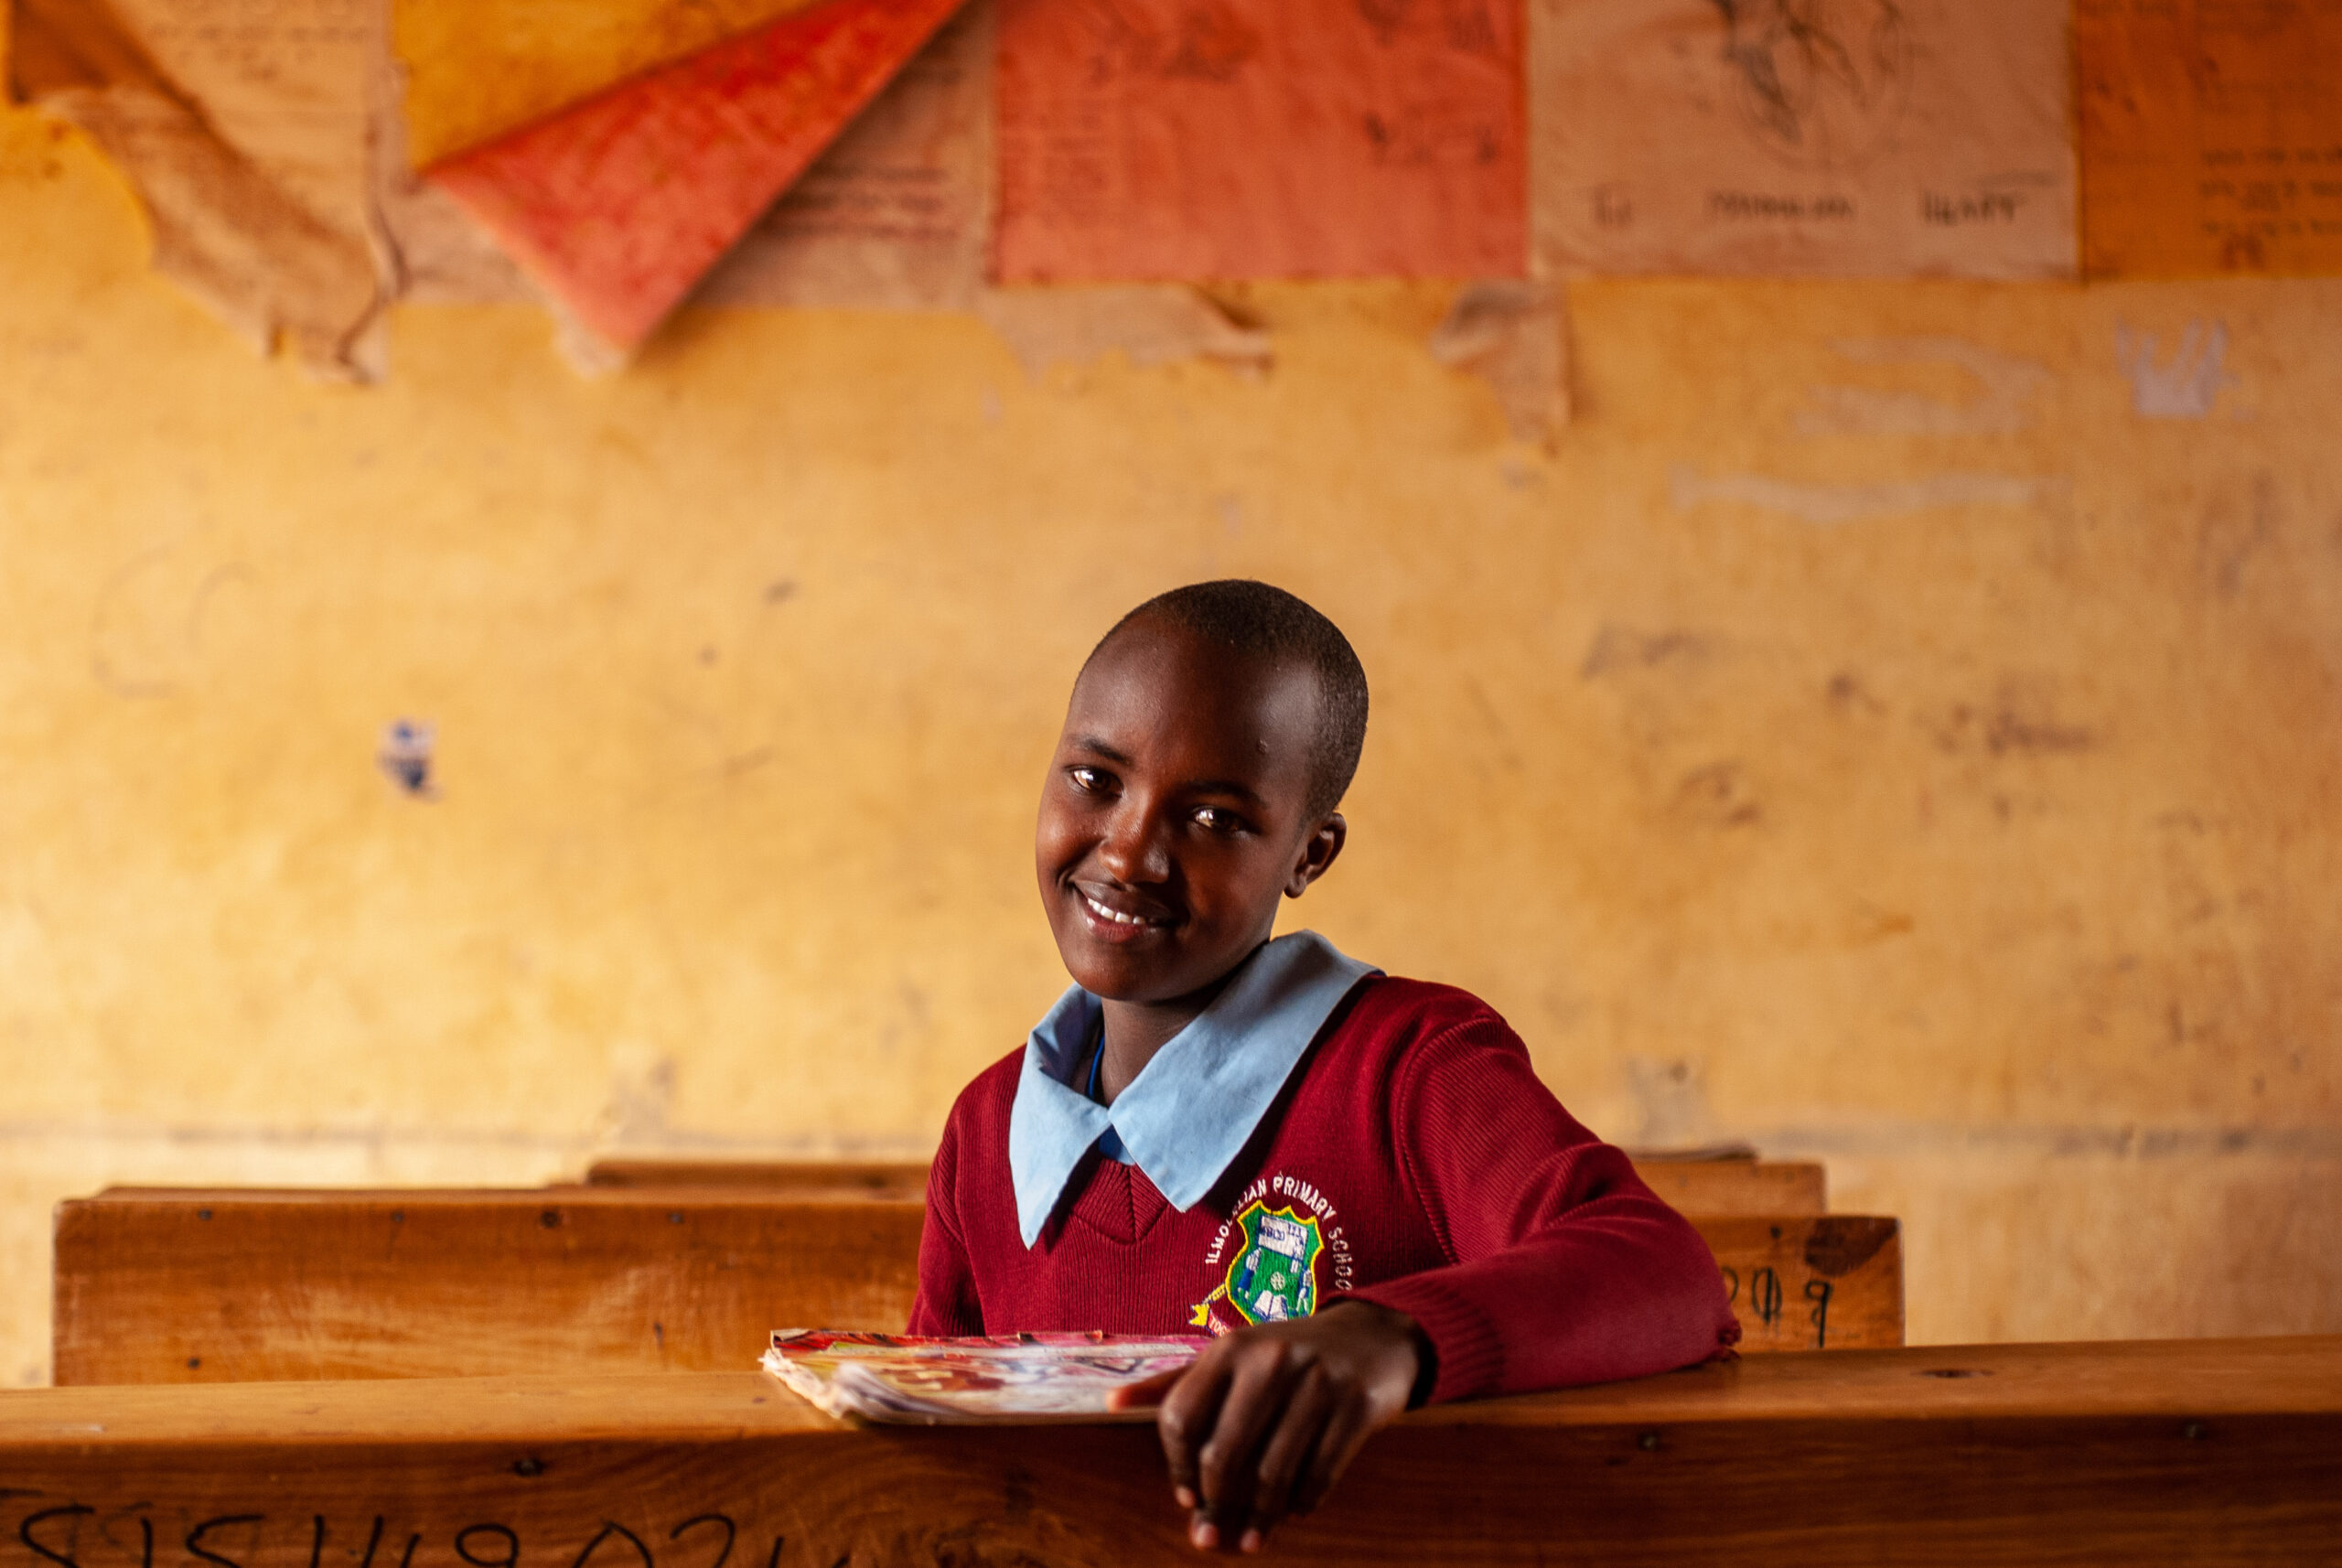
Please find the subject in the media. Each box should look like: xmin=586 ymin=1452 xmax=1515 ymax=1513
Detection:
xmin=1189 ymin=1201 xmax=1324 ymax=1333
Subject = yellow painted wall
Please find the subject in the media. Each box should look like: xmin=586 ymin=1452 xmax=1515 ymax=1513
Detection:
xmin=4 ymin=102 xmax=2338 ymax=1383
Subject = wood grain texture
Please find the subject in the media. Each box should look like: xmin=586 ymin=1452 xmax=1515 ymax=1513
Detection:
xmin=5 ymin=1340 xmax=2340 ymax=1568
xmin=52 ymin=1191 xmax=926 ymax=1386
xmin=578 ymin=1155 xmax=1830 ymax=1215
xmin=1703 ymin=1215 xmax=1901 ymax=1351
xmin=54 ymin=1192 xmax=1895 ymax=1385
xmin=1626 ymin=1155 xmax=1826 ymax=1216
xmin=583 ymin=1158 xmax=932 ymax=1198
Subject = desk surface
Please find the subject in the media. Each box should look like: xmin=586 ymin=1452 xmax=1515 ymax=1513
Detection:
xmin=5 ymin=1339 xmax=2337 ymax=1568
xmin=6 ymin=1336 xmax=2337 ymax=1444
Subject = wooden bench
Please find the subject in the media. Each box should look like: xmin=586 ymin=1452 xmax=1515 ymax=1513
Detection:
xmin=52 ymin=1190 xmax=1897 ymax=1384
xmin=5 ymin=1337 xmax=2337 ymax=1567
xmin=580 ymin=1158 xmax=933 ymax=1200
xmin=580 ymin=1150 xmax=1831 ymax=1216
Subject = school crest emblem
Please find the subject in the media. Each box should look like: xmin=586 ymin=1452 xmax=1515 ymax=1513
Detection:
xmin=1189 ymin=1201 xmax=1323 ymax=1332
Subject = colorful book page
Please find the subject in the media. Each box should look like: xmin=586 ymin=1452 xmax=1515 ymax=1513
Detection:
xmin=763 ymin=1329 xmax=1206 ymax=1423
xmin=393 ymin=0 xmax=824 ymax=168
xmin=695 ymin=0 xmax=993 ymax=311
xmin=427 ymin=0 xmax=970 ymax=355
xmin=2077 ymin=0 xmax=2342 ymax=278
xmin=1531 ymin=0 xmax=2075 ymax=279
xmin=992 ymin=0 xmax=1528 ymax=283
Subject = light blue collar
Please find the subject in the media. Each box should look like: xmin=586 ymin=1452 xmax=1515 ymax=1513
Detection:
xmin=1006 ymin=930 xmax=1378 ymax=1247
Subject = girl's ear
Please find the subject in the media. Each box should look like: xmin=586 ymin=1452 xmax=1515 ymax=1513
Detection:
xmin=1284 ymin=813 xmax=1348 ymax=898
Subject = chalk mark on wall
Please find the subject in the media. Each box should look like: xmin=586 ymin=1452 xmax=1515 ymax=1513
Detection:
xmin=89 ymin=548 xmax=253 ymax=698
xmin=1670 ymin=465 xmax=2056 ymax=523
xmin=1795 ymin=337 xmax=2051 ymax=436
xmin=1580 ymin=625 xmax=1720 ymax=678
xmin=1627 ymin=1055 xmax=1714 ymax=1146
xmin=2115 ymin=319 xmax=2231 ymax=420
xmin=2197 ymin=474 xmax=2277 ymax=598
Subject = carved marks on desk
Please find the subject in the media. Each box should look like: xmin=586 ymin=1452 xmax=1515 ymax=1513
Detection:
xmin=1722 ymin=1267 xmax=1841 ymax=1348
xmin=9 ymin=1502 xmax=779 ymax=1568
xmin=1710 ymin=1215 xmax=1902 ymax=1351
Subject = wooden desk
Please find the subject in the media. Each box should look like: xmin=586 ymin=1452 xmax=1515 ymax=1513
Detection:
xmin=54 ymin=1193 xmax=1899 ymax=1384
xmin=55 ymin=1191 xmax=926 ymax=1385
xmin=580 ymin=1159 xmax=931 ymax=1200
xmin=5 ymin=1338 xmax=2337 ymax=1566
xmin=580 ymin=1153 xmax=1831 ymax=1216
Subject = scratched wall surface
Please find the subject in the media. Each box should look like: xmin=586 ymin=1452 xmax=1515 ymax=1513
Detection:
xmin=3 ymin=103 xmax=2340 ymax=1383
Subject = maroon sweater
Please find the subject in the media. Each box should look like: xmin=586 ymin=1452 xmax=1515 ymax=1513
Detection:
xmin=908 ymin=975 xmax=1739 ymax=1403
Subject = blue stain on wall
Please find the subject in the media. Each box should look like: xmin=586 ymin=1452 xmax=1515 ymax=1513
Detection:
xmin=377 ymin=719 xmax=438 ymax=800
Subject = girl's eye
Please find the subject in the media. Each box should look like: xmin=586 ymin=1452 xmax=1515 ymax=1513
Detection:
xmin=1069 ymin=767 xmax=1111 ymax=793
xmin=1193 ymin=806 xmax=1244 ymax=832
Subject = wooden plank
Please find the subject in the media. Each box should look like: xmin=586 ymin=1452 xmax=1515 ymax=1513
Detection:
xmin=583 ymin=1157 xmax=931 ymax=1198
xmin=51 ymin=1190 xmax=925 ymax=1386
xmin=1624 ymin=1152 xmax=1827 ymax=1216
xmin=5 ymin=1339 xmax=2339 ymax=1567
xmin=579 ymin=1154 xmax=1830 ymax=1215
xmin=1702 ymin=1215 xmax=1901 ymax=1352
xmin=54 ymin=1193 xmax=1896 ymax=1386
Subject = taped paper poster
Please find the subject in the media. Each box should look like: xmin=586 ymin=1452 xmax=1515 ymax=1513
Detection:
xmin=993 ymin=0 xmax=1528 ymax=283
xmin=371 ymin=38 xmax=534 ymax=303
xmin=393 ymin=0 xmax=823 ymax=168
xmin=428 ymin=0 xmax=972 ymax=358
xmin=2076 ymin=0 xmax=2342 ymax=278
xmin=1428 ymin=279 xmax=1570 ymax=444
xmin=1531 ymin=0 xmax=2076 ymax=278
xmin=696 ymin=0 xmax=993 ymax=312
xmin=6 ymin=0 xmax=388 ymax=378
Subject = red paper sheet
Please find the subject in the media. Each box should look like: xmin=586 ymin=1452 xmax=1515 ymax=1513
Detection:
xmin=427 ymin=0 xmax=970 ymax=353
xmin=993 ymin=0 xmax=1528 ymax=283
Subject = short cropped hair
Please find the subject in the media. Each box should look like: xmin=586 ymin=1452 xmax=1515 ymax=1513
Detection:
xmin=1090 ymin=579 xmax=1369 ymax=821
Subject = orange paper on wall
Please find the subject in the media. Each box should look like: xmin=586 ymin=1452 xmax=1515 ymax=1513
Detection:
xmin=993 ymin=0 xmax=1528 ymax=283
xmin=428 ymin=0 xmax=971 ymax=357
xmin=2077 ymin=0 xmax=2342 ymax=278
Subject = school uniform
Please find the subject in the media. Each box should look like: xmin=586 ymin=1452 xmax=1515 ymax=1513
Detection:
xmin=908 ymin=932 xmax=1738 ymax=1404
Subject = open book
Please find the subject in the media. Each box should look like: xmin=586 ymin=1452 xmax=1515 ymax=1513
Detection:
xmin=761 ymin=1328 xmax=1208 ymax=1424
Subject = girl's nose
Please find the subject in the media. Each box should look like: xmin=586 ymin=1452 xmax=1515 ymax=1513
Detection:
xmin=1097 ymin=800 xmax=1168 ymax=882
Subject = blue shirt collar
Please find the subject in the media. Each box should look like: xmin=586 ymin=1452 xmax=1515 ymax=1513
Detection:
xmin=1006 ymin=929 xmax=1379 ymax=1247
